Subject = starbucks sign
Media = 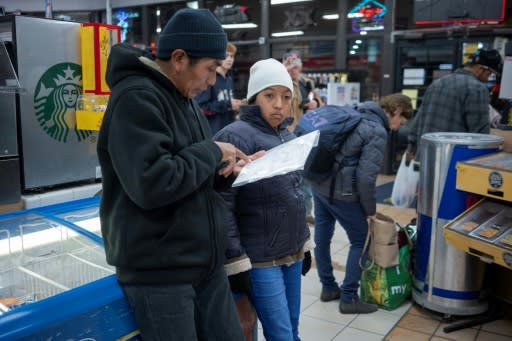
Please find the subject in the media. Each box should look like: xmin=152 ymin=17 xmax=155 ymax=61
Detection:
xmin=34 ymin=62 xmax=92 ymax=143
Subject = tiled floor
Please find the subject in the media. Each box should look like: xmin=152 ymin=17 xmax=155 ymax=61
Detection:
xmin=254 ymin=176 xmax=512 ymax=341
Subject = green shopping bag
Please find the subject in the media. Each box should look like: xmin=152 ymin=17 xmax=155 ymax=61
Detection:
xmin=360 ymin=244 xmax=412 ymax=310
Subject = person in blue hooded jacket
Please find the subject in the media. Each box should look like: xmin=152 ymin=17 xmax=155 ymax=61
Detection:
xmin=311 ymin=93 xmax=412 ymax=314
xmin=214 ymin=58 xmax=314 ymax=341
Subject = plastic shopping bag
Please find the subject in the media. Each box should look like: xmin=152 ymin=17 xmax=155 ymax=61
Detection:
xmin=361 ymin=245 xmax=412 ymax=310
xmin=391 ymin=153 xmax=419 ymax=208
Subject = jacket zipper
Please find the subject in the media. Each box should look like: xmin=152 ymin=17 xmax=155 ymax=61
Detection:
xmin=189 ymin=100 xmax=218 ymax=277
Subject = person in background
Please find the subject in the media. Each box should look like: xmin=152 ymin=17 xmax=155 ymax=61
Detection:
xmin=407 ymin=48 xmax=502 ymax=161
xmin=282 ymin=49 xmax=321 ymax=225
xmin=97 ymin=8 xmax=263 ymax=340
xmin=196 ymin=42 xmax=242 ymax=135
xmin=282 ymin=50 xmax=321 ymax=132
xmin=214 ymin=58 xmax=314 ymax=341
xmin=312 ymin=95 xmax=412 ymax=314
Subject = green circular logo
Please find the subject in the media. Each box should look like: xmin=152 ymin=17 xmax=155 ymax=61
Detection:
xmin=34 ymin=63 xmax=92 ymax=143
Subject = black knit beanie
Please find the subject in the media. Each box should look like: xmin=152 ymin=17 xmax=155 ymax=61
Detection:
xmin=157 ymin=8 xmax=227 ymax=60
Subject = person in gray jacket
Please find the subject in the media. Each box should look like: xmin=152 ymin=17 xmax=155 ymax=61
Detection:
xmin=311 ymin=94 xmax=412 ymax=314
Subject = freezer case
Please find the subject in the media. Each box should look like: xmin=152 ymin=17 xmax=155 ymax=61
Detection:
xmin=0 ymin=199 xmax=139 ymax=340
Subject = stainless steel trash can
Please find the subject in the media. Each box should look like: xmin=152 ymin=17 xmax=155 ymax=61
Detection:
xmin=413 ymin=133 xmax=503 ymax=316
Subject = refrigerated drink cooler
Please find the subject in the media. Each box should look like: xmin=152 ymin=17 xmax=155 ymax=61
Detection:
xmin=0 ymin=197 xmax=140 ymax=340
xmin=0 ymin=15 xmax=101 ymax=192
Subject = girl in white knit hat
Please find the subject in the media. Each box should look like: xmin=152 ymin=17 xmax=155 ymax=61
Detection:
xmin=214 ymin=58 xmax=313 ymax=341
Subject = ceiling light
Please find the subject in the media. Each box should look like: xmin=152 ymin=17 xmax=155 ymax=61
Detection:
xmin=355 ymin=39 xmax=362 ymax=44
xmin=322 ymin=14 xmax=339 ymax=20
xmin=271 ymin=0 xmax=312 ymax=5
xmin=222 ymin=23 xmax=258 ymax=29
xmin=349 ymin=50 xmax=356 ymax=55
xmin=186 ymin=1 xmax=199 ymax=9
xmin=271 ymin=30 xmax=304 ymax=37
xmin=360 ymin=30 xmax=368 ymax=35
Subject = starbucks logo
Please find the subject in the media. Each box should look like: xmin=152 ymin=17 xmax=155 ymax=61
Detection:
xmin=34 ymin=63 xmax=92 ymax=143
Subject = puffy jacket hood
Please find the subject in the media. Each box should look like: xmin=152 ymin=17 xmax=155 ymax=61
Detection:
xmin=357 ymin=101 xmax=390 ymax=132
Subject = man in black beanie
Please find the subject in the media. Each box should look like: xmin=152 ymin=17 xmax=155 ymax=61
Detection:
xmin=97 ymin=7 xmax=260 ymax=341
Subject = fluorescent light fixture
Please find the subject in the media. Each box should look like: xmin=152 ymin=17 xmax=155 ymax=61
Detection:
xmin=271 ymin=30 xmax=304 ymax=37
xmin=355 ymin=39 xmax=362 ymax=44
xmin=186 ymin=1 xmax=199 ymax=9
xmin=156 ymin=9 xmax=160 ymax=16
xmin=360 ymin=30 xmax=368 ymax=35
xmin=322 ymin=14 xmax=339 ymax=20
xmin=352 ymin=45 xmax=359 ymax=49
xmin=222 ymin=23 xmax=258 ymax=29
xmin=271 ymin=0 xmax=312 ymax=5
xmin=349 ymin=50 xmax=356 ymax=55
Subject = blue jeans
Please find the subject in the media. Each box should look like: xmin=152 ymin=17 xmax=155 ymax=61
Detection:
xmin=250 ymin=261 xmax=302 ymax=341
xmin=313 ymin=192 xmax=369 ymax=302
xmin=121 ymin=267 xmax=243 ymax=341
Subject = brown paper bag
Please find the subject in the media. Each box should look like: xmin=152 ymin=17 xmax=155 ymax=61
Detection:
xmin=367 ymin=212 xmax=399 ymax=268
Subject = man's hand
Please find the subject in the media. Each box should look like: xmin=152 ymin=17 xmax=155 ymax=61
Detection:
xmin=231 ymin=99 xmax=242 ymax=112
xmin=215 ymin=142 xmax=265 ymax=177
xmin=215 ymin=142 xmax=250 ymax=177
xmin=232 ymin=150 xmax=266 ymax=177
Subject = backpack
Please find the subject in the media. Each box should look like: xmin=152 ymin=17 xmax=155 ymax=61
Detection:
xmin=294 ymin=105 xmax=362 ymax=203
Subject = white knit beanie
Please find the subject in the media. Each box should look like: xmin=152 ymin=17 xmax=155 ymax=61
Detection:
xmin=246 ymin=58 xmax=293 ymax=100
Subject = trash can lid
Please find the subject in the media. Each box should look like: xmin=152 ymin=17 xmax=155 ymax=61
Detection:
xmin=421 ymin=132 xmax=503 ymax=146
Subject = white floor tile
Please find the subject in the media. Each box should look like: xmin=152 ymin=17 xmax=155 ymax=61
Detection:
xmin=301 ymin=292 xmax=319 ymax=312
xmin=349 ymin=309 xmax=402 ymax=335
xmin=302 ymin=299 xmax=357 ymax=326
xmin=332 ymin=327 xmax=385 ymax=341
xmin=299 ymin=315 xmax=346 ymax=341
xmin=301 ymin=272 xmax=323 ymax=296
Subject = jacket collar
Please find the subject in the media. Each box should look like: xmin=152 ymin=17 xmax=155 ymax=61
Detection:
xmin=239 ymin=105 xmax=290 ymax=134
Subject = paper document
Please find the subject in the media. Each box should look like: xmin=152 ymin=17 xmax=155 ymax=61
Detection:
xmin=232 ymin=130 xmax=319 ymax=187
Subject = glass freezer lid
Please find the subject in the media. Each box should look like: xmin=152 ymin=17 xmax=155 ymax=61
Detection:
xmin=0 ymin=212 xmax=114 ymax=314
xmin=56 ymin=204 xmax=102 ymax=238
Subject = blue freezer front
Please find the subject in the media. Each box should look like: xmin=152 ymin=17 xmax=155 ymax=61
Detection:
xmin=0 ymin=197 xmax=140 ymax=340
